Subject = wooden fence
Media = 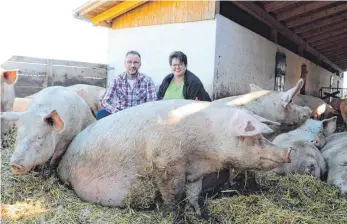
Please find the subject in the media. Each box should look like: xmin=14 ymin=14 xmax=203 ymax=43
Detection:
xmin=1 ymin=56 xmax=107 ymax=97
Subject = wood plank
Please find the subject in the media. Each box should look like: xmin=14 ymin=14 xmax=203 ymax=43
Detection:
xmin=300 ymin=20 xmax=347 ymax=39
xmin=263 ymin=1 xmax=297 ymax=12
xmin=230 ymin=1 xmax=343 ymax=72
xmin=277 ymin=1 xmax=335 ymax=21
xmin=78 ymin=0 xmax=109 ymax=17
xmin=294 ymin=11 xmax=347 ymax=34
xmin=286 ymin=3 xmax=347 ymax=28
xmin=311 ymin=33 xmax=347 ymax=47
xmin=306 ymin=27 xmax=347 ymax=43
xmin=315 ymin=37 xmax=347 ymax=49
xmin=111 ymin=1 xmax=215 ymax=29
xmin=92 ymin=1 xmax=148 ymax=25
xmin=324 ymin=48 xmax=347 ymax=57
xmin=319 ymin=45 xmax=347 ymax=55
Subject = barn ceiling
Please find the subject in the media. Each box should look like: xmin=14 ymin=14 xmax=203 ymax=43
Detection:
xmin=232 ymin=1 xmax=347 ymax=72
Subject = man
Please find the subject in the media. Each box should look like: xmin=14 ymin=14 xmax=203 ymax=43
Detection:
xmin=157 ymin=51 xmax=211 ymax=102
xmin=97 ymin=51 xmax=157 ymax=120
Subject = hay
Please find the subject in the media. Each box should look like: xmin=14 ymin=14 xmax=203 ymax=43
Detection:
xmin=1 ymin=131 xmax=347 ymax=224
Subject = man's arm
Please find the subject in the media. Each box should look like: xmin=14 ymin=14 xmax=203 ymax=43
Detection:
xmin=100 ymin=76 xmax=120 ymax=113
xmin=146 ymin=78 xmax=158 ymax=102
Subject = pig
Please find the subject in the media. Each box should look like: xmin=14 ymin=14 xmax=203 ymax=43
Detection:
xmin=212 ymin=78 xmax=312 ymax=141
xmin=329 ymin=98 xmax=347 ymax=127
xmin=57 ymin=99 xmax=291 ymax=223
xmin=337 ymin=98 xmax=347 ymax=127
xmin=22 ymin=84 xmax=106 ymax=118
xmin=293 ymin=94 xmax=338 ymax=120
xmin=321 ymin=132 xmax=347 ymax=195
xmin=1 ymin=86 xmax=96 ymax=176
xmin=272 ymin=117 xmax=337 ymax=150
xmin=1 ymin=68 xmax=18 ymax=146
xmin=12 ymin=97 xmax=32 ymax=112
xmin=66 ymin=84 xmax=106 ymax=117
xmin=270 ymin=117 xmax=336 ymax=179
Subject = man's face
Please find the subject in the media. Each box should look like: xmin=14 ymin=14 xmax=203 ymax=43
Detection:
xmin=171 ymin=58 xmax=186 ymax=77
xmin=124 ymin=54 xmax=141 ymax=75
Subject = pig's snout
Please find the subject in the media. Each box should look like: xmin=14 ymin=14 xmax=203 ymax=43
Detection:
xmin=310 ymin=139 xmax=320 ymax=147
xmin=9 ymin=162 xmax=26 ymax=175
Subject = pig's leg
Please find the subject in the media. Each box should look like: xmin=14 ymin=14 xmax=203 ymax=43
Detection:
xmin=42 ymin=139 xmax=72 ymax=179
xmin=153 ymin=161 xmax=187 ymax=224
xmin=186 ymin=179 xmax=220 ymax=223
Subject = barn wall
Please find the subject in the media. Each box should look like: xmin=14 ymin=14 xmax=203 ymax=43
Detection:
xmin=111 ymin=1 xmax=216 ymax=29
xmin=107 ymin=19 xmax=217 ymax=96
xmin=213 ymin=14 xmax=340 ymax=99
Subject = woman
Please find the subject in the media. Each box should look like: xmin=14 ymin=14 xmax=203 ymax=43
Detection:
xmin=157 ymin=51 xmax=211 ymax=101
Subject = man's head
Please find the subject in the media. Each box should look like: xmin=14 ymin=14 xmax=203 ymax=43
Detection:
xmin=169 ymin=51 xmax=187 ymax=78
xmin=124 ymin=50 xmax=141 ymax=75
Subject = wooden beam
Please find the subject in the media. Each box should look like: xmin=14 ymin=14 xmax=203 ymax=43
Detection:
xmin=277 ymin=1 xmax=335 ymax=21
xmin=263 ymin=1 xmax=297 ymax=13
xmin=324 ymin=49 xmax=347 ymax=57
xmin=320 ymin=45 xmax=347 ymax=55
xmin=300 ymin=20 xmax=347 ymax=39
xmin=311 ymin=33 xmax=347 ymax=47
xmin=306 ymin=27 xmax=347 ymax=43
xmin=294 ymin=11 xmax=347 ymax=34
xmin=230 ymin=1 xmax=343 ymax=72
xmin=78 ymin=0 xmax=107 ymax=17
xmin=91 ymin=1 xmax=148 ymax=25
xmin=286 ymin=3 xmax=347 ymax=28
xmin=329 ymin=55 xmax=347 ymax=61
xmin=316 ymin=38 xmax=347 ymax=51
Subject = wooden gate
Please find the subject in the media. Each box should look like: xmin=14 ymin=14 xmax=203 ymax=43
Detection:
xmin=1 ymin=55 xmax=107 ymax=97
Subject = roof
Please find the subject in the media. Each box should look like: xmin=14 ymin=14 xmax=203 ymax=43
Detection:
xmin=231 ymin=1 xmax=347 ymax=72
xmin=74 ymin=1 xmax=347 ymax=72
xmin=73 ymin=0 xmax=148 ymax=27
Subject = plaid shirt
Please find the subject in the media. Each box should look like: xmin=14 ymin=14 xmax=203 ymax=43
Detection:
xmin=100 ymin=72 xmax=157 ymax=113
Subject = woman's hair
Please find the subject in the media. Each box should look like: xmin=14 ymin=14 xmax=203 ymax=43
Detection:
xmin=169 ymin=51 xmax=187 ymax=66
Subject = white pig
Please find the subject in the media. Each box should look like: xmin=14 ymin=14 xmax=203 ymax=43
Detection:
xmin=1 ymin=86 xmax=96 ymax=175
xmin=321 ymin=132 xmax=347 ymax=195
xmin=57 ymin=99 xmax=291 ymax=223
xmin=66 ymin=84 xmax=106 ymax=117
xmin=1 ymin=68 xmax=18 ymax=145
xmin=271 ymin=117 xmax=336 ymax=178
xmin=212 ymin=78 xmax=312 ymax=140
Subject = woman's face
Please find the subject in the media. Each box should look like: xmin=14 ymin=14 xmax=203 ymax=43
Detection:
xmin=171 ymin=58 xmax=187 ymax=77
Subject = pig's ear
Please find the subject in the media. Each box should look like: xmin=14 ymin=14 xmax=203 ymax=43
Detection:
xmin=75 ymin=89 xmax=84 ymax=97
xmin=282 ymin=78 xmax=304 ymax=107
xmin=0 ymin=112 xmax=22 ymax=121
xmin=322 ymin=116 xmax=337 ymax=137
xmin=252 ymin=114 xmax=281 ymax=126
xmin=230 ymin=112 xmax=274 ymax=136
xmin=43 ymin=110 xmax=65 ymax=133
xmin=249 ymin=84 xmax=264 ymax=92
xmin=1 ymin=69 xmax=18 ymax=85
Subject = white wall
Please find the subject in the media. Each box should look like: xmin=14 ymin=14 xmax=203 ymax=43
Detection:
xmin=213 ymin=14 xmax=340 ymax=99
xmin=107 ymin=20 xmax=217 ymax=95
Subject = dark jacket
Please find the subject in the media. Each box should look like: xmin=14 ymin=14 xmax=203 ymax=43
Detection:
xmin=157 ymin=70 xmax=212 ymax=102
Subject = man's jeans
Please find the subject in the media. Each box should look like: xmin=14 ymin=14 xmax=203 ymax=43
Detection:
xmin=96 ymin=108 xmax=111 ymax=120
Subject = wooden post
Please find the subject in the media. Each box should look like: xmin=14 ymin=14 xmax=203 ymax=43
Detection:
xmin=300 ymin=64 xmax=307 ymax=95
xmin=271 ymin=29 xmax=278 ymax=44
xmin=298 ymin=45 xmax=304 ymax=57
xmin=46 ymin=59 xmax=53 ymax=87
